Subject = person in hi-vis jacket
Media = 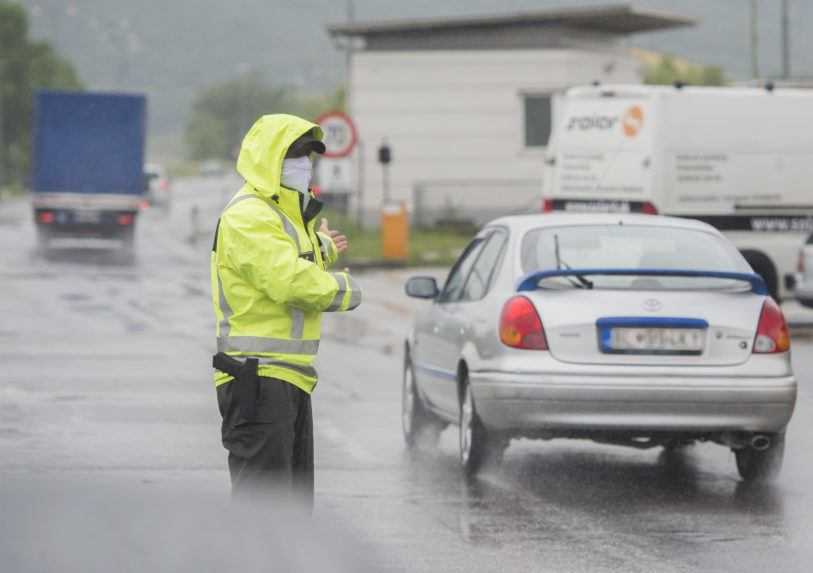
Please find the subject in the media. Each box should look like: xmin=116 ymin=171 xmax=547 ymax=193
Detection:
xmin=211 ymin=114 xmax=361 ymax=506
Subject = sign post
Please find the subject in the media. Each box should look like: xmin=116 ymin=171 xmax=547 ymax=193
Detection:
xmin=316 ymin=111 xmax=358 ymax=213
xmin=316 ymin=111 xmax=358 ymax=160
xmin=377 ymin=139 xmax=392 ymax=206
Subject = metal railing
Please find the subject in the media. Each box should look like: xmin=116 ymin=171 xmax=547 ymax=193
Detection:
xmin=412 ymin=179 xmax=542 ymax=228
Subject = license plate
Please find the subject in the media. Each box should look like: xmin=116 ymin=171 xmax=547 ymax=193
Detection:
xmin=604 ymin=327 xmax=705 ymax=354
xmin=74 ymin=210 xmax=101 ymax=224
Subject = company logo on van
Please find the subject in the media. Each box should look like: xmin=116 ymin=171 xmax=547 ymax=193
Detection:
xmin=622 ymin=105 xmax=644 ymax=138
xmin=565 ymin=105 xmax=645 ymax=138
xmin=566 ymin=115 xmax=618 ymax=132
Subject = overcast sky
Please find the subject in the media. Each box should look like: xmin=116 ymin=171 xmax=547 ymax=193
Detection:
xmin=19 ymin=0 xmax=812 ymax=141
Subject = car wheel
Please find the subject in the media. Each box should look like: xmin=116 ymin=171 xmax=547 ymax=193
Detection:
xmin=459 ymin=379 xmax=505 ymax=476
xmin=402 ymin=354 xmax=443 ymax=450
xmin=735 ymin=433 xmax=785 ymax=483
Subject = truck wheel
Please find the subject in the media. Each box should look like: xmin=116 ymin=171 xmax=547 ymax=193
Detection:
xmin=402 ymin=353 xmax=444 ymax=450
xmin=735 ymin=433 xmax=785 ymax=482
xmin=459 ymin=377 xmax=506 ymax=477
xmin=119 ymin=227 xmax=136 ymax=264
xmin=36 ymin=227 xmax=52 ymax=257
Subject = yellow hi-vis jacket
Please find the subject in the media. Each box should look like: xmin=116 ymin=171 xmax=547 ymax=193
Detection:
xmin=210 ymin=114 xmax=361 ymax=394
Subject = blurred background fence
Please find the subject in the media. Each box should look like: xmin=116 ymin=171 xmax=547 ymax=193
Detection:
xmin=412 ymin=179 xmax=541 ymax=229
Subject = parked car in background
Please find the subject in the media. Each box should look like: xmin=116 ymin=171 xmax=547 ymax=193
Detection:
xmin=403 ymin=213 xmax=796 ymax=482
xmin=145 ymin=162 xmax=171 ymax=210
xmin=792 ymin=233 xmax=813 ymax=308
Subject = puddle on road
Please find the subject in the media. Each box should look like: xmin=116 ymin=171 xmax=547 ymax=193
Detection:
xmin=72 ymin=303 xmax=111 ymax=314
xmin=0 ymin=428 xmax=25 ymax=438
xmin=182 ymin=282 xmax=207 ymax=298
xmin=60 ymin=292 xmax=92 ymax=302
xmin=51 ymin=394 xmax=88 ymax=403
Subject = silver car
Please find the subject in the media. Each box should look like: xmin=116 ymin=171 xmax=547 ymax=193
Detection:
xmin=403 ymin=214 xmax=796 ymax=481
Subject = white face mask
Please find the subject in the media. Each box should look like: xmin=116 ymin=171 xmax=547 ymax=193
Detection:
xmin=281 ymin=157 xmax=313 ymax=195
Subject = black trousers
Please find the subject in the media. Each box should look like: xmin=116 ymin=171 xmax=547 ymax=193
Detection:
xmin=216 ymin=377 xmax=313 ymax=508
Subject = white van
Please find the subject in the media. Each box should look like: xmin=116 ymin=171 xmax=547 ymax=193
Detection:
xmin=543 ymin=84 xmax=813 ymax=299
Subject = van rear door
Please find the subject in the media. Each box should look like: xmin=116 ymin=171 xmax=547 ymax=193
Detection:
xmin=547 ymin=94 xmax=656 ymax=211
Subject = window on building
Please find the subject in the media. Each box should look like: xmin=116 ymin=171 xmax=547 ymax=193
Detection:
xmin=524 ymin=94 xmax=552 ymax=147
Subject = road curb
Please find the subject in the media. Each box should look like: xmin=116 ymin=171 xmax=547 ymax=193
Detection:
xmin=343 ymin=259 xmax=408 ymax=271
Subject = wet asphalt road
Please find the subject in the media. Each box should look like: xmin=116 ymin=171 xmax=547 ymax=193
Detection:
xmin=1 ymin=178 xmax=812 ymax=572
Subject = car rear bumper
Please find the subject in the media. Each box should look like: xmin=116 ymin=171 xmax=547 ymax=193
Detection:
xmin=470 ymin=371 xmax=797 ymax=434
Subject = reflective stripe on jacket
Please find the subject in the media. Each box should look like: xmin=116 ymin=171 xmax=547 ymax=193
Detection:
xmin=210 ymin=114 xmax=361 ymax=393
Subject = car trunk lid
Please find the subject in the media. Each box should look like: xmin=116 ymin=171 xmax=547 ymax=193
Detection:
xmin=525 ymin=289 xmax=763 ymax=366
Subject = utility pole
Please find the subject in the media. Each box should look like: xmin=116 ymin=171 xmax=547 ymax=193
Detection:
xmin=356 ymin=140 xmax=365 ymax=225
xmin=378 ymin=140 xmax=392 ymax=206
xmin=345 ymin=0 xmax=355 ymax=76
xmin=0 ymin=58 xmax=5 ymax=189
xmin=781 ymin=0 xmax=791 ymax=80
xmin=750 ymin=0 xmax=760 ymax=80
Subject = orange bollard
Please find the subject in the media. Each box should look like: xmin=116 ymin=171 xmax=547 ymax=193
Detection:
xmin=380 ymin=202 xmax=409 ymax=261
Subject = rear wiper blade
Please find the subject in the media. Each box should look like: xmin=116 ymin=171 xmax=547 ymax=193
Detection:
xmin=554 ymin=234 xmax=594 ymax=289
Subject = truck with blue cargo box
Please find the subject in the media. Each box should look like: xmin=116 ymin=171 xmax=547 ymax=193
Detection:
xmin=31 ymin=91 xmax=147 ymax=256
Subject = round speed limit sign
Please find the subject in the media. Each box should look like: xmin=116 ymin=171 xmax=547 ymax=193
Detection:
xmin=316 ymin=111 xmax=358 ymax=158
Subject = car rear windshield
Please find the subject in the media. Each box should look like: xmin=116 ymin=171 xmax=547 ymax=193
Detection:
xmin=521 ymin=224 xmax=751 ymax=291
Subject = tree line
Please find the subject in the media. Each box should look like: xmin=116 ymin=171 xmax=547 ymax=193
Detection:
xmin=184 ymin=78 xmax=344 ymax=161
xmin=0 ymin=1 xmax=83 ymax=187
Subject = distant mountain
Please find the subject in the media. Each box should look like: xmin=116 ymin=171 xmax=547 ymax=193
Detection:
xmin=20 ymin=0 xmax=812 ymax=148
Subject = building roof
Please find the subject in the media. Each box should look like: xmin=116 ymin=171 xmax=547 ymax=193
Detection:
xmin=327 ymin=4 xmax=695 ymax=39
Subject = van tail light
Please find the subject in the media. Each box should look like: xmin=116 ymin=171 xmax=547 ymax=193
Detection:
xmin=798 ymin=251 xmax=805 ymax=273
xmin=37 ymin=211 xmax=55 ymax=224
xmin=753 ymin=298 xmax=790 ymax=354
xmin=640 ymin=201 xmax=658 ymax=215
xmin=542 ymin=198 xmax=555 ymax=213
xmin=499 ymin=296 xmax=548 ymax=350
xmin=117 ymin=213 xmax=134 ymax=226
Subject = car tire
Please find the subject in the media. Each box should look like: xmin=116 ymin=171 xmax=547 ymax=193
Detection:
xmin=459 ymin=378 xmax=505 ymax=477
xmin=402 ymin=354 xmax=443 ymax=450
xmin=735 ymin=433 xmax=785 ymax=483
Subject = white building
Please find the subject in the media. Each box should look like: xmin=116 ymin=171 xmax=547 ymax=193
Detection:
xmin=327 ymin=4 xmax=694 ymax=226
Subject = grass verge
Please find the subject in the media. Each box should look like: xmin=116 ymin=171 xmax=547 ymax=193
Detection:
xmin=321 ymin=209 xmax=472 ymax=267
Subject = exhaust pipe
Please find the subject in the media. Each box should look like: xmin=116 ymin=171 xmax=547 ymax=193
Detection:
xmin=750 ymin=434 xmax=771 ymax=451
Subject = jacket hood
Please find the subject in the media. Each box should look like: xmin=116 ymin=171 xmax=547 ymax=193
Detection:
xmin=236 ymin=114 xmax=323 ymax=198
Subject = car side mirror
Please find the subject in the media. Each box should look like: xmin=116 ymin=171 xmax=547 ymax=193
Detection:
xmin=405 ymin=276 xmax=439 ymax=299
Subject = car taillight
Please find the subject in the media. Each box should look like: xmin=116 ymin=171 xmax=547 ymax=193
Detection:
xmin=542 ymin=198 xmax=555 ymax=213
xmin=139 ymin=200 xmax=150 ymax=210
xmin=798 ymin=251 xmax=805 ymax=273
xmin=499 ymin=296 xmax=548 ymax=350
xmin=37 ymin=211 xmax=55 ymax=224
xmin=117 ymin=213 xmax=134 ymax=226
xmin=641 ymin=201 xmax=658 ymax=215
xmin=753 ymin=298 xmax=790 ymax=354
